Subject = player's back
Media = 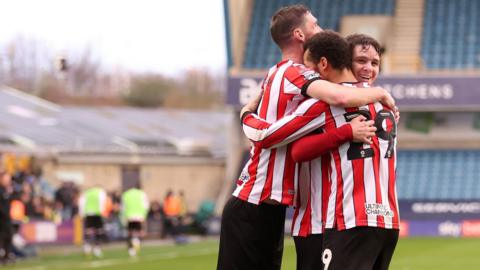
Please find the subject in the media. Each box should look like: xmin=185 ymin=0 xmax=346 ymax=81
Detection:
xmin=233 ymin=60 xmax=316 ymax=205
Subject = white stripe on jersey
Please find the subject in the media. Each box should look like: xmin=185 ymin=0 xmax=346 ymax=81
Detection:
xmin=283 ymin=77 xmax=301 ymax=94
xmin=339 ymin=139 xmax=356 ymax=228
xmin=291 ymin=159 xmax=324 ymax=236
xmin=292 ymin=162 xmax=310 ymax=236
xmin=393 ymin=144 xmax=400 ymax=221
xmin=232 ymin=159 xmax=252 ymax=198
xmin=310 ymin=158 xmax=323 ymax=234
xmin=257 ymin=65 xmax=278 ymax=112
xmin=271 ymin=146 xmax=287 ymax=202
xmin=292 ymin=206 xmax=307 ymax=236
xmin=266 ymin=62 xmax=292 ymax=122
xmin=364 ymin=150 xmax=378 ymax=227
xmin=248 ymin=148 xmax=272 ymax=205
xmin=325 ymin=157 xmax=337 ymax=228
xmin=293 ymin=162 xmax=300 ymax=207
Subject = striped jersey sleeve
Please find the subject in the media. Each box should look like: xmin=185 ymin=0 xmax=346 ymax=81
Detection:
xmin=242 ymin=98 xmax=330 ymax=149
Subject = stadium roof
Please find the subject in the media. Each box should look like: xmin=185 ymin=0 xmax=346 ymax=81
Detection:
xmin=0 ymin=86 xmax=228 ymax=158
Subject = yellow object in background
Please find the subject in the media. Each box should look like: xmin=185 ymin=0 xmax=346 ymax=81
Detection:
xmin=73 ymin=215 xmax=83 ymax=245
xmin=2 ymin=153 xmax=16 ymax=175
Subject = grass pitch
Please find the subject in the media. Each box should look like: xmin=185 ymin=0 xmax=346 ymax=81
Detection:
xmin=4 ymin=237 xmax=480 ymax=270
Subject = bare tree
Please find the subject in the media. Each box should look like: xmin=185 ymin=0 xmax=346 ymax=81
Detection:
xmin=0 ymin=36 xmax=51 ymax=94
xmin=164 ymin=68 xmax=225 ymax=109
xmin=62 ymin=46 xmax=101 ymax=96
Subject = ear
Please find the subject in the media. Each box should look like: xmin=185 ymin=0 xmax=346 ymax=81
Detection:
xmin=293 ymin=28 xmax=305 ymax=42
xmin=320 ymin=57 xmax=328 ymax=71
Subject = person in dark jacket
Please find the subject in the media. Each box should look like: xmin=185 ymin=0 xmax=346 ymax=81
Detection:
xmin=0 ymin=171 xmax=14 ymax=264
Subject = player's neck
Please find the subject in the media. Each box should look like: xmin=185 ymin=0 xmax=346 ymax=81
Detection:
xmin=281 ymin=45 xmax=304 ymax=64
xmin=329 ymin=69 xmax=357 ymax=83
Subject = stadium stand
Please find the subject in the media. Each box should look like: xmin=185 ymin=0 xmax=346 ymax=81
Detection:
xmin=243 ymin=0 xmax=395 ymax=69
xmin=397 ymin=150 xmax=480 ymax=200
xmin=0 ymin=86 xmax=227 ymax=158
xmin=421 ymin=0 xmax=480 ymax=69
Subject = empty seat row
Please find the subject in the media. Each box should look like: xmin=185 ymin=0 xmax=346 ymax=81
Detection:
xmin=243 ymin=0 xmax=395 ymax=69
xmin=397 ymin=150 xmax=480 ymax=200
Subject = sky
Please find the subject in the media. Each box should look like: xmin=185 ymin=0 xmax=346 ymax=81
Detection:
xmin=0 ymin=0 xmax=227 ymax=76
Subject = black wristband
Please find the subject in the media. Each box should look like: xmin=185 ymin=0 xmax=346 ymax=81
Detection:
xmin=301 ymin=77 xmax=321 ymax=98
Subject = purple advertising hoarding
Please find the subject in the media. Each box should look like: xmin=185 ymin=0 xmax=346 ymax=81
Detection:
xmin=21 ymin=220 xmax=75 ymax=244
xmin=407 ymin=220 xmax=463 ymax=237
xmin=399 ymin=200 xmax=480 ymax=220
xmin=375 ymin=76 xmax=480 ymax=110
xmin=227 ymin=76 xmax=480 ymax=110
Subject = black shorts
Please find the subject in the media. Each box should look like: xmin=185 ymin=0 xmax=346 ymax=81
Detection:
xmin=294 ymin=234 xmax=324 ymax=270
xmin=216 ymin=196 xmax=286 ymax=270
xmin=322 ymin=227 xmax=399 ymax=270
xmin=84 ymin=215 xmax=104 ymax=230
xmin=127 ymin=221 xmax=143 ymax=231
xmin=0 ymin=224 xmax=12 ymax=247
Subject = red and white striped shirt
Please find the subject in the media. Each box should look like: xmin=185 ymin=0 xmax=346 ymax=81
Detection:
xmin=325 ymin=101 xmax=399 ymax=230
xmin=291 ymin=155 xmax=330 ymax=236
xmin=290 ymin=125 xmax=352 ymax=237
xmin=242 ymin=83 xmax=400 ymax=230
xmin=233 ymin=60 xmax=319 ymax=205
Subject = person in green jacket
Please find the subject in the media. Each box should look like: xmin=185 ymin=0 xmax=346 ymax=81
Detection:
xmin=79 ymin=186 xmax=107 ymax=258
xmin=121 ymin=184 xmax=149 ymax=257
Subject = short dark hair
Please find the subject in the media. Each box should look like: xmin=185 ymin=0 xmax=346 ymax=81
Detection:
xmin=303 ymin=30 xmax=351 ymax=70
xmin=270 ymin=4 xmax=310 ymax=48
xmin=346 ymin=33 xmax=383 ymax=57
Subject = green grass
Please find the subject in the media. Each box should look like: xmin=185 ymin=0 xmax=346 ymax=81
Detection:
xmin=5 ymin=237 xmax=480 ymax=270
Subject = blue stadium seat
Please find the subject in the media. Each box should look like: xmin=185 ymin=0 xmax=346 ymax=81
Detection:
xmin=396 ymin=150 xmax=480 ymax=200
xmin=242 ymin=0 xmax=395 ymax=69
xmin=421 ymin=0 xmax=480 ymax=69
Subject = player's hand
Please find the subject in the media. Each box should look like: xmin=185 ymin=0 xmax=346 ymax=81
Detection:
xmin=394 ymin=106 xmax=400 ymax=123
xmin=240 ymin=89 xmax=264 ymax=119
xmin=380 ymin=89 xmax=395 ymax=110
xmin=350 ymin=115 xmax=376 ymax=144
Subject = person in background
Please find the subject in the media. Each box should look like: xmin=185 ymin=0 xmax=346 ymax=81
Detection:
xmin=79 ymin=185 xmax=108 ymax=258
xmin=121 ymin=184 xmax=149 ymax=257
xmin=147 ymin=200 xmax=163 ymax=238
xmin=0 ymin=172 xmax=15 ymax=264
xmin=178 ymin=190 xmax=187 ymax=225
xmin=162 ymin=190 xmax=181 ymax=239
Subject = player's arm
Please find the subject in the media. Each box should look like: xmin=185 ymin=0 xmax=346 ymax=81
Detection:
xmin=304 ymin=79 xmax=395 ymax=109
xmin=291 ymin=116 xmax=376 ymax=162
xmin=242 ymin=99 xmax=328 ymax=149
